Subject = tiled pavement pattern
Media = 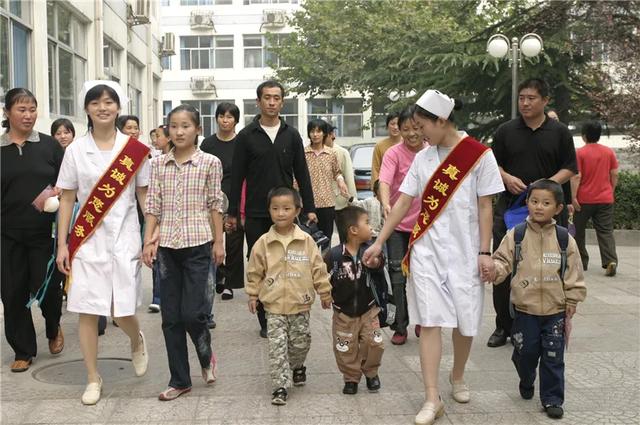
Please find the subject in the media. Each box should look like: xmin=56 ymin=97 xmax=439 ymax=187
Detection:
xmin=1 ymin=244 xmax=638 ymax=425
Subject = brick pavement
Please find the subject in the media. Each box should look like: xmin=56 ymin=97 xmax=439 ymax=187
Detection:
xmin=1 ymin=243 xmax=638 ymax=425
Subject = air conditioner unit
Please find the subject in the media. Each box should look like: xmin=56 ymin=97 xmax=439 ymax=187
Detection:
xmin=262 ymin=10 xmax=286 ymax=28
xmin=190 ymin=10 xmax=215 ymax=30
xmin=190 ymin=76 xmax=217 ymax=95
xmin=128 ymin=0 xmax=150 ymax=26
xmin=161 ymin=33 xmax=176 ymax=56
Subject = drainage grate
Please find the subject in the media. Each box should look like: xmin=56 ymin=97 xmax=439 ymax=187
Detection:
xmin=32 ymin=358 xmax=135 ymax=385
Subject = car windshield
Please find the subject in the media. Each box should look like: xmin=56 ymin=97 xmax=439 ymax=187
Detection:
xmin=352 ymin=146 xmax=374 ymax=169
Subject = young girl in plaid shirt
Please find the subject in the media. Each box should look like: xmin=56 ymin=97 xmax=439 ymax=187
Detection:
xmin=143 ymin=104 xmax=225 ymax=401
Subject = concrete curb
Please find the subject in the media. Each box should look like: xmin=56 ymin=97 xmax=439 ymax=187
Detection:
xmin=586 ymin=229 xmax=640 ymax=246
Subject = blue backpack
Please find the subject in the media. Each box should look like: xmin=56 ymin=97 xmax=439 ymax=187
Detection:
xmin=508 ymin=222 xmax=569 ymax=319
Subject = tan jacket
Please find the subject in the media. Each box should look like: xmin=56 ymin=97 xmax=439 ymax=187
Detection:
xmin=245 ymin=224 xmax=333 ymax=315
xmin=493 ymin=218 xmax=586 ymax=316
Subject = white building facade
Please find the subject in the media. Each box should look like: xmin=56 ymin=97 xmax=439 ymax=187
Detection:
xmin=1 ymin=0 xmax=164 ymax=139
xmin=159 ymin=0 xmax=386 ymax=144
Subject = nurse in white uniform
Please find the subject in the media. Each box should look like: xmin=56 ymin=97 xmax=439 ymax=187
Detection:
xmin=56 ymin=81 xmax=150 ymax=405
xmin=364 ymin=90 xmax=503 ymax=425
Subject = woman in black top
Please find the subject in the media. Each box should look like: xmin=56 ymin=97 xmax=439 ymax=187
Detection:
xmin=200 ymin=102 xmax=243 ymax=301
xmin=1 ymin=88 xmax=65 ymax=372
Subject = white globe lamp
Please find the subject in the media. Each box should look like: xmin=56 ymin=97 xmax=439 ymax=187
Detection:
xmin=487 ymin=35 xmax=510 ymax=58
xmin=520 ymin=34 xmax=543 ymax=58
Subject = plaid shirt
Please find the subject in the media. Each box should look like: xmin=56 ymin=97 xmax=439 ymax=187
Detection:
xmin=304 ymin=145 xmax=342 ymax=208
xmin=146 ymin=149 xmax=224 ymax=249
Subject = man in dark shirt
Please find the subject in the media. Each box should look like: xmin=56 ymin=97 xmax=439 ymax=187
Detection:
xmin=488 ymin=78 xmax=577 ymax=347
xmin=228 ymin=80 xmax=317 ymax=337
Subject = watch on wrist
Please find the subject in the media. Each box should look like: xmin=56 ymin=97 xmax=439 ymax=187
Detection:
xmin=478 ymin=251 xmax=491 ymax=256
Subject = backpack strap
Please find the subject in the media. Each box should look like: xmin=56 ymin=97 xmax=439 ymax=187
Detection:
xmin=555 ymin=225 xmax=569 ymax=283
xmin=511 ymin=222 xmax=527 ymax=280
xmin=509 ymin=222 xmax=527 ymax=319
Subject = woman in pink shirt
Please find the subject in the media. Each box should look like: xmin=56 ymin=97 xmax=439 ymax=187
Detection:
xmin=378 ymin=105 xmax=424 ymax=345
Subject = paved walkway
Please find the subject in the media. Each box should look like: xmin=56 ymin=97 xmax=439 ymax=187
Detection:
xmin=1 ymin=244 xmax=638 ymax=425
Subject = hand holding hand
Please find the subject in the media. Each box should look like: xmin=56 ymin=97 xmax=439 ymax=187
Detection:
xmin=363 ymin=243 xmax=382 ymax=267
xmin=321 ymin=298 xmax=332 ymax=309
xmin=225 ymin=215 xmax=238 ymax=232
xmin=478 ymin=255 xmax=494 ymax=282
xmin=142 ymin=242 xmax=158 ymax=268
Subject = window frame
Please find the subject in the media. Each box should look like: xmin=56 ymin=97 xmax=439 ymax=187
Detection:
xmin=180 ymin=35 xmax=234 ymax=70
xmin=0 ymin=1 xmax=33 ymax=96
xmin=243 ymin=33 xmax=289 ymax=69
xmin=243 ymin=98 xmax=298 ymax=129
xmin=180 ymin=99 xmax=236 ymax=137
xmin=127 ymin=59 xmax=143 ymax=118
xmin=307 ymin=98 xmax=364 ymax=137
xmin=46 ymin=1 xmax=86 ymax=117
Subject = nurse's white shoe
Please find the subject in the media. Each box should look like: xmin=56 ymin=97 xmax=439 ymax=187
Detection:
xmin=415 ymin=398 xmax=445 ymax=425
xmin=449 ymin=372 xmax=470 ymax=403
xmin=81 ymin=377 xmax=102 ymax=405
xmin=131 ymin=331 xmax=148 ymax=377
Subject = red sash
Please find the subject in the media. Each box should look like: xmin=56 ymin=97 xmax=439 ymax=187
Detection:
xmin=401 ymin=137 xmax=489 ymax=275
xmin=68 ymin=137 xmax=150 ymax=261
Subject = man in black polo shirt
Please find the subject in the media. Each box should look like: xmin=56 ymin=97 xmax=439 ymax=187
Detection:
xmin=228 ymin=80 xmax=317 ymax=337
xmin=488 ymin=78 xmax=577 ymax=347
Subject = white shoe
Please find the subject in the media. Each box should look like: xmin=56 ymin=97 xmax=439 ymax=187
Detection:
xmin=148 ymin=303 xmax=160 ymax=313
xmin=415 ymin=398 xmax=445 ymax=425
xmin=81 ymin=377 xmax=102 ymax=405
xmin=202 ymin=353 xmax=218 ymax=385
xmin=131 ymin=331 xmax=148 ymax=377
xmin=449 ymin=372 xmax=470 ymax=403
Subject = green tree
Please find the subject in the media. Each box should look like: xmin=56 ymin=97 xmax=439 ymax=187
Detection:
xmin=271 ymin=0 xmax=639 ymax=141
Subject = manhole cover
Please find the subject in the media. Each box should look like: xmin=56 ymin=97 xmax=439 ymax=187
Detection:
xmin=32 ymin=358 xmax=136 ymax=385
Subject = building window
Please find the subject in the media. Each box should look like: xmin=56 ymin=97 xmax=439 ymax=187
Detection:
xmin=243 ymin=99 xmax=298 ymax=129
xmin=0 ymin=1 xmax=32 ymax=98
xmin=47 ymin=1 xmax=86 ymax=117
xmin=181 ymin=100 xmax=235 ymax=137
xmin=163 ymin=100 xmax=172 ymax=123
xmin=243 ymin=34 xmax=289 ymax=68
xmin=371 ymin=101 xmax=388 ymax=138
xmin=180 ymin=35 xmax=233 ymax=70
xmin=308 ymin=98 xmax=363 ymax=137
xmin=127 ymin=60 xmax=143 ymax=118
xmin=243 ymin=0 xmax=298 ymax=5
xmin=161 ymin=0 xmax=170 ymax=6
xmin=103 ymin=39 xmax=121 ymax=82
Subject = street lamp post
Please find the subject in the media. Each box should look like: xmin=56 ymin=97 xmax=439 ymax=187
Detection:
xmin=487 ymin=33 xmax=544 ymax=119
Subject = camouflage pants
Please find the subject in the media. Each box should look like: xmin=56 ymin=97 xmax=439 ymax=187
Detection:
xmin=266 ymin=311 xmax=311 ymax=390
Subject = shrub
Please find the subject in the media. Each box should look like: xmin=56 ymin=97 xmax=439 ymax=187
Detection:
xmin=614 ymin=170 xmax=640 ymax=229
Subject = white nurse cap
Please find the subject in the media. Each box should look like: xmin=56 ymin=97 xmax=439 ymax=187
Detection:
xmin=78 ymin=80 xmax=129 ymax=114
xmin=415 ymin=89 xmax=455 ymax=120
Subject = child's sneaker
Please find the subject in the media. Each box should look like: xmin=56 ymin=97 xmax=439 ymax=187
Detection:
xmin=271 ymin=387 xmax=287 ymax=405
xmin=343 ymin=382 xmax=358 ymax=394
xmin=390 ymin=331 xmax=407 ymax=345
xmin=292 ymin=366 xmax=306 ymax=386
xmin=544 ymin=404 xmax=564 ymax=419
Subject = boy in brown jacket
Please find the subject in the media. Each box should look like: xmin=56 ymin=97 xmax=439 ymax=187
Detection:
xmin=245 ymin=187 xmax=332 ymax=406
xmin=490 ymin=179 xmax=586 ymax=420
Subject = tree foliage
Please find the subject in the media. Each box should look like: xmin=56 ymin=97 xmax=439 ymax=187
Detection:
xmin=271 ymin=0 xmax=639 ymax=142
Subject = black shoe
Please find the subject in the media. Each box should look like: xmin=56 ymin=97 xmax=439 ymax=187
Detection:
xmin=342 ymin=382 xmax=358 ymax=394
xmin=519 ymin=383 xmax=534 ymax=400
xmin=207 ymin=319 xmax=216 ymax=329
xmin=366 ymin=375 xmax=381 ymax=392
xmin=215 ymin=283 xmax=225 ymax=294
xmin=487 ymin=328 xmax=507 ymax=347
xmin=544 ymin=404 xmax=564 ymax=419
xmin=293 ymin=366 xmax=307 ymax=386
xmin=221 ymin=288 xmax=234 ymax=300
xmin=271 ymin=387 xmax=287 ymax=405
xmin=260 ymin=328 xmax=268 ymax=338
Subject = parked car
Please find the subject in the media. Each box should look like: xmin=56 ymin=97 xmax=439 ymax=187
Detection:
xmin=349 ymin=143 xmax=375 ymax=200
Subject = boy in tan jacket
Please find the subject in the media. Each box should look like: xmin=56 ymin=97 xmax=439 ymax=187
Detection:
xmin=490 ymin=179 xmax=586 ymax=420
xmin=246 ymin=187 xmax=332 ymax=406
